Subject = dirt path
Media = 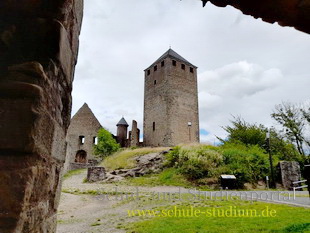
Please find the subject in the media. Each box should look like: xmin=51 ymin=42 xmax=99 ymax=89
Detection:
xmin=57 ymin=170 xmax=309 ymax=233
xmin=57 ymin=170 xmax=188 ymax=233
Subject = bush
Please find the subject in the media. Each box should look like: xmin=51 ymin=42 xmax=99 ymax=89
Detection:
xmin=94 ymin=128 xmax=120 ymax=159
xmin=220 ymin=143 xmax=273 ymax=187
xmin=166 ymin=145 xmax=223 ymax=180
xmin=166 ymin=143 xmax=275 ymax=188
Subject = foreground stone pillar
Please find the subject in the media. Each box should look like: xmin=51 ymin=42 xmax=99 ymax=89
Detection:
xmin=0 ymin=1 xmax=83 ymax=232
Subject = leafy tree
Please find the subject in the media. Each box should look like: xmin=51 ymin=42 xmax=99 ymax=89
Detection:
xmin=219 ymin=116 xmax=300 ymax=161
xmin=301 ymin=106 xmax=310 ymax=149
xmin=271 ymin=102 xmax=309 ymax=156
xmin=94 ymin=128 xmax=120 ymax=159
xmin=218 ymin=116 xmax=266 ymax=148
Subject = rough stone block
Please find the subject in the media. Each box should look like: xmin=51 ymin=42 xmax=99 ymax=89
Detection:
xmin=279 ymin=161 xmax=301 ymax=190
xmin=87 ymin=167 xmax=106 ymax=182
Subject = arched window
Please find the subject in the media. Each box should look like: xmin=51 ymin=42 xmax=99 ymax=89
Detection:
xmin=75 ymin=150 xmax=87 ymax=163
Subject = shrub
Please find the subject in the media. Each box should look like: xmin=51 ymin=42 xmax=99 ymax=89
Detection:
xmin=166 ymin=145 xmax=223 ymax=180
xmin=220 ymin=143 xmax=272 ymax=187
xmin=94 ymin=128 xmax=120 ymax=159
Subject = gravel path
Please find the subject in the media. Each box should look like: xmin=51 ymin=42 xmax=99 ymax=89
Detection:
xmin=57 ymin=170 xmax=309 ymax=233
xmin=57 ymin=170 xmax=189 ymax=233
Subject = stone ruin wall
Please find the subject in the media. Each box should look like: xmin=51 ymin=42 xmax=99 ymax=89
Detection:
xmin=129 ymin=120 xmax=140 ymax=147
xmin=0 ymin=0 xmax=83 ymax=232
xmin=64 ymin=104 xmax=102 ymax=171
xmin=117 ymin=119 xmax=141 ymax=148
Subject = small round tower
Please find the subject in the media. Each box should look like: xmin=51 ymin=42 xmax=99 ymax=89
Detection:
xmin=116 ymin=117 xmax=129 ymax=147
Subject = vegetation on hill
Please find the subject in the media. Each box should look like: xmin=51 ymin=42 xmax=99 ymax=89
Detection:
xmin=101 ymin=147 xmax=168 ymax=170
xmin=126 ymin=167 xmax=191 ymax=187
xmin=165 ymin=144 xmax=223 ymax=180
xmin=98 ymin=101 xmax=309 ymax=189
xmin=218 ymin=116 xmax=302 ymax=162
xmin=165 ymin=144 xmax=272 ymax=188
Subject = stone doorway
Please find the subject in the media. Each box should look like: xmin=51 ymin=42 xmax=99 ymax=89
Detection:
xmin=75 ymin=150 xmax=87 ymax=163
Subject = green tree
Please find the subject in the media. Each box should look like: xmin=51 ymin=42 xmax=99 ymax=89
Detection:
xmin=219 ymin=116 xmax=301 ymax=162
xmin=94 ymin=128 xmax=120 ymax=159
xmin=218 ymin=116 xmax=267 ymax=148
xmin=271 ymin=102 xmax=308 ymax=156
xmin=301 ymin=105 xmax=310 ymax=149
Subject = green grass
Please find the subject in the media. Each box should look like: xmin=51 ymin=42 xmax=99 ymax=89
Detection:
xmin=279 ymin=223 xmax=310 ymax=232
xmin=125 ymin=168 xmax=191 ymax=187
xmin=101 ymin=147 xmax=169 ymax=170
xmin=90 ymin=222 xmax=101 ymax=227
xmin=63 ymin=168 xmax=86 ymax=180
xmin=61 ymin=188 xmax=131 ymax=196
xmin=125 ymin=201 xmax=310 ymax=233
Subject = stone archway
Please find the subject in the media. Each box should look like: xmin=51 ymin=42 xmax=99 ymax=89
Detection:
xmin=1 ymin=0 xmax=310 ymax=232
xmin=75 ymin=150 xmax=87 ymax=163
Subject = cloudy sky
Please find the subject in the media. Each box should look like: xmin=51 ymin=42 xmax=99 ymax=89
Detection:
xmin=72 ymin=0 xmax=310 ymax=143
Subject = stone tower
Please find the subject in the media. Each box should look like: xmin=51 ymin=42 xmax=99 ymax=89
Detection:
xmin=116 ymin=117 xmax=129 ymax=147
xmin=143 ymin=49 xmax=200 ymax=146
xmin=65 ymin=103 xmax=102 ymax=170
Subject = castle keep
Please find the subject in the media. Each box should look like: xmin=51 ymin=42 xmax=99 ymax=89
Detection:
xmin=143 ymin=49 xmax=200 ymax=146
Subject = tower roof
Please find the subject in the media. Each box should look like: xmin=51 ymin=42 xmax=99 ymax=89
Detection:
xmin=116 ymin=117 xmax=129 ymax=127
xmin=145 ymin=48 xmax=197 ymax=70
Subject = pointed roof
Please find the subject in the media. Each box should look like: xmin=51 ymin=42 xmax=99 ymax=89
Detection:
xmin=70 ymin=103 xmax=102 ymax=129
xmin=116 ymin=117 xmax=129 ymax=127
xmin=145 ymin=49 xmax=197 ymax=70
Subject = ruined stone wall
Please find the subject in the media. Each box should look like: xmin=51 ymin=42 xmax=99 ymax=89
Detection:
xmin=64 ymin=103 xmax=102 ymax=171
xmin=143 ymin=57 xmax=199 ymax=147
xmin=0 ymin=1 xmax=83 ymax=232
xmin=130 ymin=120 xmax=140 ymax=147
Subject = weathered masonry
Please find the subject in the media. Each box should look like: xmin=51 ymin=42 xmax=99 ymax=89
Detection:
xmin=64 ymin=103 xmax=101 ymax=171
xmin=0 ymin=1 xmax=83 ymax=232
xmin=143 ymin=49 xmax=200 ymax=147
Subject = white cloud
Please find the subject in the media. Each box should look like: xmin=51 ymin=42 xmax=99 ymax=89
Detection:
xmin=199 ymin=61 xmax=282 ymax=98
